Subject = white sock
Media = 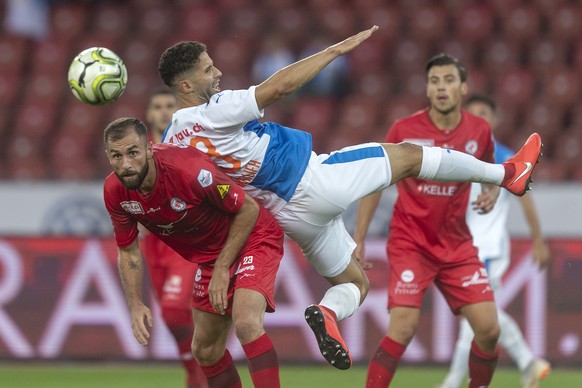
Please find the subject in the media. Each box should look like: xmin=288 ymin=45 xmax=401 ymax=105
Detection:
xmin=498 ymin=309 xmax=535 ymax=371
xmin=319 ymin=283 xmax=361 ymax=321
xmin=419 ymin=146 xmax=505 ymax=185
xmin=442 ymin=318 xmax=473 ymax=388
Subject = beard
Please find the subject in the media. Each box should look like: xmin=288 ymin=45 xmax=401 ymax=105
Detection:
xmin=116 ymin=161 xmax=149 ymax=190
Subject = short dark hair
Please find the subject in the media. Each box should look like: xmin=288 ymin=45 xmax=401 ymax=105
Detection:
xmin=158 ymin=41 xmax=207 ymax=88
xmin=465 ymin=93 xmax=496 ymax=112
xmin=147 ymin=87 xmax=177 ymax=106
xmin=104 ymin=117 xmax=148 ymax=145
xmin=426 ymin=53 xmax=468 ymax=82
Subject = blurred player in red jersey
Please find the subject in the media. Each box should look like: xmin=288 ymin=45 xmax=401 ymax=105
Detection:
xmin=354 ymin=54 xmax=527 ymax=387
xmin=103 ymin=118 xmax=284 ymax=388
xmin=141 ymin=89 xmax=206 ymax=388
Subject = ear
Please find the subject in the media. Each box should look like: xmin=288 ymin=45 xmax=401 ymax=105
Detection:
xmin=146 ymin=141 xmax=154 ymax=158
xmin=461 ymin=82 xmax=468 ymax=96
xmin=178 ymin=78 xmax=194 ymax=94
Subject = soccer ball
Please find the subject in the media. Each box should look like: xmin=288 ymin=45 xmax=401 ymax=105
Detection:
xmin=67 ymin=47 xmax=128 ymax=105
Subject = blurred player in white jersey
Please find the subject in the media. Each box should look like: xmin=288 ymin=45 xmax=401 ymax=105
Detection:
xmin=157 ymin=27 xmax=542 ymax=370
xmin=440 ymin=94 xmax=551 ymax=388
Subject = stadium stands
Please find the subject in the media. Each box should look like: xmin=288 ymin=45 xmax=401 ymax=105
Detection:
xmin=0 ymin=0 xmax=579 ymax=181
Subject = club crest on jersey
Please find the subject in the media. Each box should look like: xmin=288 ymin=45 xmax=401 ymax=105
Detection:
xmin=195 ymin=268 xmax=202 ymax=282
xmin=401 ymin=270 xmax=415 ymax=283
xmin=197 ymin=169 xmax=213 ymax=187
xmin=465 ymin=140 xmax=478 ymax=155
xmin=170 ymin=197 xmax=186 ymax=212
xmin=217 ymin=184 xmax=230 ymax=199
xmin=120 ymin=201 xmax=144 ymax=214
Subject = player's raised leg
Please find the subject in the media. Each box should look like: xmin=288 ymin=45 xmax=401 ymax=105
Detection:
xmin=382 ymin=132 xmax=542 ymax=197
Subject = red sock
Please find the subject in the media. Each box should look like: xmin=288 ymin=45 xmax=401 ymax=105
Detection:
xmin=468 ymin=340 xmax=499 ymax=388
xmin=162 ymin=308 xmax=207 ymax=387
xmin=200 ymin=350 xmax=242 ymax=388
xmin=366 ymin=336 xmax=407 ymax=387
xmin=242 ymin=333 xmax=280 ymax=388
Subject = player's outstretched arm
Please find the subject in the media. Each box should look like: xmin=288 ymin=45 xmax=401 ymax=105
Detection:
xmin=519 ymin=194 xmax=550 ymax=268
xmin=255 ymin=25 xmax=378 ymax=110
xmin=353 ymin=192 xmax=382 ymax=270
xmin=118 ymin=239 xmax=153 ymax=345
xmin=209 ymin=193 xmax=260 ymax=315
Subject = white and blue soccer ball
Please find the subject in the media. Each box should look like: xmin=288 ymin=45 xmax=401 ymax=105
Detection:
xmin=67 ymin=47 xmax=128 ymax=105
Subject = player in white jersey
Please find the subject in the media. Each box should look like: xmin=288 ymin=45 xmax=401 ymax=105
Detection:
xmin=440 ymin=94 xmax=551 ymax=388
xmin=157 ymin=27 xmax=542 ymax=370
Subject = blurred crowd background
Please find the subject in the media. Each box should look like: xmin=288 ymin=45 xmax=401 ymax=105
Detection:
xmin=1 ymin=0 xmax=581 ymax=182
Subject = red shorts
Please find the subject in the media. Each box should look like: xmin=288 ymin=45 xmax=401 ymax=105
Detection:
xmin=141 ymin=234 xmax=197 ymax=309
xmin=192 ymin=223 xmax=284 ymax=315
xmin=387 ymin=239 xmax=494 ymax=315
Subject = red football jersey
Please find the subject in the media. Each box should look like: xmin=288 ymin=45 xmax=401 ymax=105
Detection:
xmin=104 ymin=143 xmax=279 ymax=264
xmin=386 ymin=109 xmax=495 ymax=263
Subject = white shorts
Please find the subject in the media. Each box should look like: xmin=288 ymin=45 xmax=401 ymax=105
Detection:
xmin=275 ymin=143 xmax=392 ymax=277
xmin=481 ymin=233 xmax=510 ymax=294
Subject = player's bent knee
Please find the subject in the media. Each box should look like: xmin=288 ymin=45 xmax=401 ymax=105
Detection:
xmin=382 ymin=142 xmax=423 ymax=182
xmin=233 ymin=316 xmax=264 ymax=344
xmin=191 ymin=340 xmax=223 ymax=365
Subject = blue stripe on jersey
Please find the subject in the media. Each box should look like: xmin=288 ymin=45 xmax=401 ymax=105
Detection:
xmin=323 ymin=146 xmax=384 ymax=165
xmin=160 ymin=122 xmax=172 ymax=143
xmin=244 ymin=120 xmax=312 ymax=202
xmin=494 ymin=142 xmax=514 ymax=164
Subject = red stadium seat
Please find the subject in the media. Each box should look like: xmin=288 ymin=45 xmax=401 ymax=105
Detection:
xmin=23 ymin=73 xmax=64 ymax=104
xmin=530 ymin=159 xmax=571 ymax=182
xmin=401 ymin=72 xmax=427 ymax=99
xmin=179 ymin=5 xmax=219 ymax=43
xmin=90 ymin=4 xmax=130 ymax=40
xmin=552 ymin=132 xmax=582 ymax=164
xmin=50 ymin=3 xmax=88 ymax=40
xmin=455 ymin=4 xmax=495 ymax=44
xmin=382 ymin=98 xmax=425 ymax=128
xmin=29 ymin=38 xmax=71 ymax=76
xmin=13 ymin=101 xmax=58 ymax=138
xmin=348 ymin=38 xmax=387 ymax=76
xmin=440 ymin=40 xmax=477 ymax=69
xmin=336 ymin=95 xmax=381 ymax=131
xmin=494 ymin=68 xmax=535 ymax=109
xmin=521 ymin=99 xmax=566 ymax=140
xmin=0 ymin=73 xmax=20 ymax=106
xmin=465 ymin=67 xmax=489 ymax=94
xmin=6 ymin=135 xmax=49 ymax=180
xmin=542 ymin=68 xmax=580 ymax=110
xmin=316 ymin=6 xmax=356 ymax=41
xmin=391 ymin=40 xmax=429 ymax=77
xmin=483 ymin=41 xmax=520 ymax=76
xmin=528 ymin=40 xmax=568 ymax=77
xmin=358 ymin=5 xmax=401 ymax=44
xmin=408 ymin=5 xmax=447 ymax=44
xmin=0 ymin=35 xmax=28 ymax=76
xmin=272 ymin=8 xmax=310 ymax=48
xmin=349 ymin=71 xmax=392 ymax=98
xmin=289 ymin=97 xmax=335 ymax=140
xmin=222 ymin=7 xmax=264 ymax=41
xmin=548 ymin=5 xmax=582 ymax=43
xmin=500 ymin=5 xmax=541 ymax=44
xmin=211 ymin=37 xmax=253 ymax=73
xmin=134 ymin=6 xmax=174 ymax=44
xmin=59 ymin=98 xmax=104 ymax=136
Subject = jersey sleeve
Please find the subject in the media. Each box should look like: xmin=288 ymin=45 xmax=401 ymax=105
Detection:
xmin=103 ymin=180 xmax=139 ymax=248
xmin=201 ymin=87 xmax=263 ymax=130
xmin=385 ymin=122 xmax=400 ymax=143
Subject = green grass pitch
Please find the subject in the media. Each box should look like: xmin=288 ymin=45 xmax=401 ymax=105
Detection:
xmin=0 ymin=364 xmax=578 ymax=387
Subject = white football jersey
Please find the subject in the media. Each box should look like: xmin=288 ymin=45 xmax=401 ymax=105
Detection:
xmin=466 ymin=142 xmax=514 ymax=261
xmin=162 ymin=86 xmax=312 ymax=214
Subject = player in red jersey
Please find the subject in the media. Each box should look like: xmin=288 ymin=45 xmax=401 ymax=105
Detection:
xmin=141 ymin=89 xmax=206 ymax=388
xmin=355 ymin=54 xmax=518 ymax=387
xmin=103 ymin=117 xmax=284 ymax=388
